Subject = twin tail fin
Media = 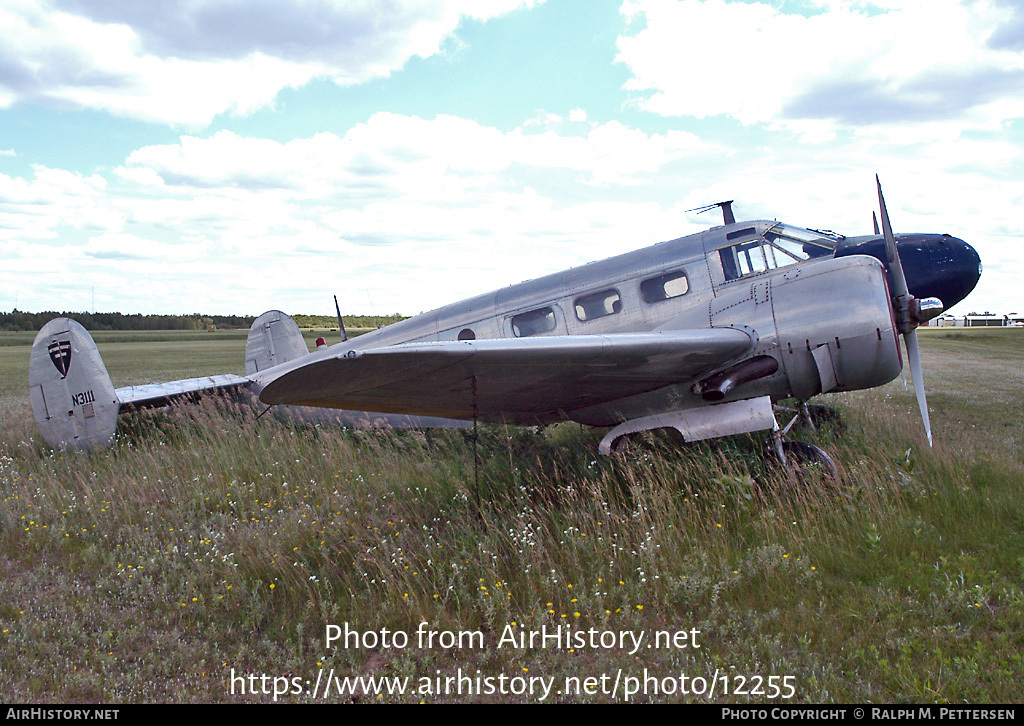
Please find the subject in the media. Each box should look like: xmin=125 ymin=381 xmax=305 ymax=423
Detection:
xmin=29 ymin=318 xmax=120 ymax=451
xmin=27 ymin=312 xmax=309 ymax=451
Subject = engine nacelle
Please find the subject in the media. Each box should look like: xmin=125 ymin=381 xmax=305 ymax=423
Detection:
xmin=771 ymin=255 xmax=902 ymax=399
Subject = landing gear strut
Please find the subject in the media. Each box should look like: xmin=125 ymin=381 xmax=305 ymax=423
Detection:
xmin=773 ymin=401 xmax=845 ymax=434
xmin=767 ymin=401 xmax=840 ymax=479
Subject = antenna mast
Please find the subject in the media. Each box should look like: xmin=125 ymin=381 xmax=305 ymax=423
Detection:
xmin=687 ymin=200 xmax=736 ymax=226
xmin=334 ymin=295 xmax=348 ymax=343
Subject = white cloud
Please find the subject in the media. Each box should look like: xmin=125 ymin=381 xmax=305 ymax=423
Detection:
xmin=0 ymin=0 xmax=542 ymax=126
xmin=616 ymin=0 xmax=1024 ymax=138
xmin=115 ymin=114 xmax=714 ymax=198
xmin=0 ymin=166 xmax=121 ymax=242
xmin=4 ymin=103 xmax=1017 ymax=316
xmin=3 ymin=114 xmax=720 ymax=314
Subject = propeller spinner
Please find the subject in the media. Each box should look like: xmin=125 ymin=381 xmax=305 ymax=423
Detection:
xmin=875 ymin=176 xmax=943 ymax=447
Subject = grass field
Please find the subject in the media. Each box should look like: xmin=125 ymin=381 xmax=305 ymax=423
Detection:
xmin=0 ymin=327 xmax=1021 ymax=703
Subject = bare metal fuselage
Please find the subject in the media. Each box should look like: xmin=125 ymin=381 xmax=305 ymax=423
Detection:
xmin=252 ymin=220 xmax=903 ymax=427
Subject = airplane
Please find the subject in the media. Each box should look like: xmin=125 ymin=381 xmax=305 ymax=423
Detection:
xmin=28 ymin=178 xmax=981 ymax=472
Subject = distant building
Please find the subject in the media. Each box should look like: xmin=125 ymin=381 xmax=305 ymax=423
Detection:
xmin=926 ymin=313 xmax=1023 ymax=327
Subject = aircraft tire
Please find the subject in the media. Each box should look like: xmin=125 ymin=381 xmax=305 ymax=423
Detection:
xmin=768 ymin=440 xmax=839 ymax=481
xmin=804 ymin=404 xmax=846 ymax=434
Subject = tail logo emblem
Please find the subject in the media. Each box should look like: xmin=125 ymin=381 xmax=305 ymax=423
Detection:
xmin=48 ymin=340 xmax=72 ymax=379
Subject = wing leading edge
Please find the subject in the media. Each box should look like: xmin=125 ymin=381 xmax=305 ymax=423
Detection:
xmin=256 ymin=329 xmax=755 ymax=425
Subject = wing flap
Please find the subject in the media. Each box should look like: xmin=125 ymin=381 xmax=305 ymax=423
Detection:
xmin=257 ymin=329 xmax=754 ymax=424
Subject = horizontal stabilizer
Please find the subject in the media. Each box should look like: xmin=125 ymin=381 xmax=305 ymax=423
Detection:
xmin=117 ymin=374 xmax=252 ymax=409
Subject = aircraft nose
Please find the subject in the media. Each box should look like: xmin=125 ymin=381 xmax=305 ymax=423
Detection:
xmin=875 ymin=233 xmax=981 ymax=311
xmin=938 ymin=234 xmax=982 ymax=310
xmin=834 ymin=232 xmax=982 ymax=310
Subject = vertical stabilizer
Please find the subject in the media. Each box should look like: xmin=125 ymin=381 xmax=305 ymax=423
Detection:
xmin=245 ymin=310 xmax=310 ymax=375
xmin=29 ymin=318 xmax=120 ymax=450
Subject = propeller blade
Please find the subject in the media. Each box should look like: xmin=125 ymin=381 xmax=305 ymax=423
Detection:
xmin=876 ymin=175 xmax=932 ymax=446
xmin=876 ymin=175 xmax=909 ymax=299
xmin=903 ymin=330 xmax=933 ymax=447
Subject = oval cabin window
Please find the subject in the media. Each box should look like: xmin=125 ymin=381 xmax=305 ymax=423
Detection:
xmin=511 ymin=307 xmax=557 ymax=337
xmin=574 ymin=289 xmax=621 ymax=322
xmin=640 ymin=270 xmax=689 ymax=303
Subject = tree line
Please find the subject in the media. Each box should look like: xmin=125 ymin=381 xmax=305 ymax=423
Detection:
xmin=0 ymin=310 xmax=407 ymax=332
xmin=290 ymin=313 xmax=407 ymax=330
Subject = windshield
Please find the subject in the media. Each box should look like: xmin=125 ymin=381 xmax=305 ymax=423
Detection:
xmin=718 ymin=223 xmax=837 ymax=282
xmin=763 ymin=223 xmax=837 ymax=261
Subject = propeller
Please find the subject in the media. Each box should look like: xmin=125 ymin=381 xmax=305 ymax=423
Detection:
xmin=875 ymin=175 xmax=943 ymax=447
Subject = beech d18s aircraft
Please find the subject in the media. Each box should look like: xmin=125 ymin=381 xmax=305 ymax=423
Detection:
xmin=30 ymin=179 xmax=981 ymax=470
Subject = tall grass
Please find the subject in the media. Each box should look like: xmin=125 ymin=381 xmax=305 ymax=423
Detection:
xmin=1 ymin=331 xmax=1022 ymax=702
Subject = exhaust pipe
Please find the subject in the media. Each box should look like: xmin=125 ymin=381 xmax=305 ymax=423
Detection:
xmin=701 ymin=355 xmax=779 ymax=402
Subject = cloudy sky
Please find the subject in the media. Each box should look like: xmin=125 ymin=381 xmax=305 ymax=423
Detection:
xmin=1 ymin=0 xmax=1021 ymax=317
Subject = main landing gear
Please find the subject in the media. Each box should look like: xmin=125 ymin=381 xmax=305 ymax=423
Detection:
xmin=600 ymin=396 xmax=843 ymax=480
xmin=767 ymin=401 xmax=842 ymax=479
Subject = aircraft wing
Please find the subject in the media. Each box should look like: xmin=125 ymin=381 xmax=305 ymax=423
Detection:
xmin=257 ymin=329 xmax=754 ymax=424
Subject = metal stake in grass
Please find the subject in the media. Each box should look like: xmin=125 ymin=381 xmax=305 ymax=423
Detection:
xmin=472 ymin=374 xmax=480 ymax=514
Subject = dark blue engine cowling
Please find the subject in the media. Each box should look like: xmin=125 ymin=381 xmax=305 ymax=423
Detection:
xmin=833 ymin=233 xmax=981 ymax=311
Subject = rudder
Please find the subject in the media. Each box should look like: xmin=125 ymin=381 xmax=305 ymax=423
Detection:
xmin=29 ymin=318 xmax=120 ymax=451
xmin=245 ymin=310 xmax=309 ymax=375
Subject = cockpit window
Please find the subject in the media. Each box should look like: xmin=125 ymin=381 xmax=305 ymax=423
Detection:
xmin=719 ymin=224 xmax=835 ymax=281
xmin=764 ymin=223 xmax=834 ymax=260
xmin=720 ymin=240 xmax=767 ymax=280
xmin=511 ymin=307 xmax=557 ymax=337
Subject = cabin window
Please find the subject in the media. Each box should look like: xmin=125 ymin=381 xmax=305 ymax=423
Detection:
xmin=511 ymin=307 xmax=557 ymax=337
xmin=640 ymin=270 xmax=690 ymax=303
xmin=458 ymin=328 xmax=475 ymax=341
xmin=574 ymin=289 xmax=621 ymax=322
